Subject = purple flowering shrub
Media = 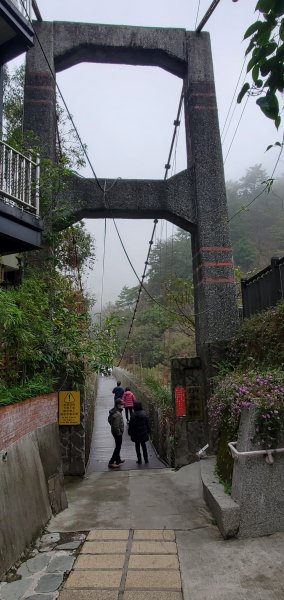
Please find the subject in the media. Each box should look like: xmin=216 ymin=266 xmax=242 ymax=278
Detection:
xmin=209 ymin=369 xmax=284 ymax=448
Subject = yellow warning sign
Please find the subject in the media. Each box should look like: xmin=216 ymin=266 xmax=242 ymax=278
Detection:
xmin=58 ymin=391 xmax=81 ymax=425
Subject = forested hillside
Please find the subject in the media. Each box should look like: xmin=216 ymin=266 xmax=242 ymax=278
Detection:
xmin=110 ymin=164 xmax=284 ymax=373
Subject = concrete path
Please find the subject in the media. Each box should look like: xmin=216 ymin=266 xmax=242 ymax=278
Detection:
xmin=87 ymin=376 xmax=165 ymax=473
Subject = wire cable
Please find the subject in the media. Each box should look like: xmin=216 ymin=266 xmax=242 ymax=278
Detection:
xmin=99 ymin=215 xmax=107 ymax=327
xmin=196 ymin=0 xmax=221 ymax=32
xmin=19 ymin=0 xmax=106 ymax=194
xmin=221 ymin=57 xmax=247 ymax=141
xmin=117 ymin=88 xmax=186 ymax=364
xmin=20 ymin=0 xmax=192 ymax=362
xmin=228 ymin=132 xmax=284 ymax=222
xmin=194 ymin=0 xmax=202 ymax=30
xmin=223 ymin=94 xmax=249 ymax=165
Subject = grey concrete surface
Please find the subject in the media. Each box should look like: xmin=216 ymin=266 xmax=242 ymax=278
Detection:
xmin=201 ymin=457 xmax=240 ymax=538
xmin=48 ymin=463 xmax=211 ymax=533
xmin=232 ymin=407 xmax=284 ymax=538
xmin=177 ymin=527 xmax=284 ymax=600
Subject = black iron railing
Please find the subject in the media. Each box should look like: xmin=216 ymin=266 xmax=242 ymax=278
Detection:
xmin=241 ymin=257 xmax=284 ymax=318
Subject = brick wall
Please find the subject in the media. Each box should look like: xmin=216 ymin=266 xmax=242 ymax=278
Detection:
xmin=0 ymin=393 xmax=58 ymax=450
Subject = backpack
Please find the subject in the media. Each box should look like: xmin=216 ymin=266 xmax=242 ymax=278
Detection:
xmin=108 ymin=407 xmax=116 ymax=426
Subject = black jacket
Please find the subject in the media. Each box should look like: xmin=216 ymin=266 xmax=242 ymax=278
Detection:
xmin=129 ymin=409 xmax=150 ymax=443
xmin=112 ymin=385 xmax=124 ymax=400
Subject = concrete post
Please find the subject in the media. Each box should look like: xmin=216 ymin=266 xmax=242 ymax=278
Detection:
xmin=0 ymin=66 xmax=3 ymax=139
xmin=23 ymin=21 xmax=56 ymax=160
xmin=183 ymin=32 xmax=239 ymax=350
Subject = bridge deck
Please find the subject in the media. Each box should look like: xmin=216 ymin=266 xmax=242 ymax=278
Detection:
xmin=86 ymin=376 xmax=166 ymax=473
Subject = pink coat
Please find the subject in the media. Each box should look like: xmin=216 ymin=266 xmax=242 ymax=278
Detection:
xmin=122 ymin=390 xmax=135 ymax=408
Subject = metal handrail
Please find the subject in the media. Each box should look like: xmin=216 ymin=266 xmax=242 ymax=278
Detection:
xmin=228 ymin=441 xmax=284 ymax=465
xmin=0 ymin=140 xmax=40 ymax=215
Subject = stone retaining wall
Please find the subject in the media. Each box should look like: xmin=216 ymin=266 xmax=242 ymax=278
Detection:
xmin=0 ymin=395 xmax=67 ymax=577
xmin=59 ymin=373 xmax=98 ymax=476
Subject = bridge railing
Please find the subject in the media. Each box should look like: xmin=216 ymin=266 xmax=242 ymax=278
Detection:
xmin=241 ymin=257 xmax=284 ymax=318
xmin=0 ymin=140 xmax=40 ymax=215
xmin=10 ymin=0 xmax=31 ymax=19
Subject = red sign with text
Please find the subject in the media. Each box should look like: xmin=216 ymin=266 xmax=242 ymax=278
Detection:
xmin=175 ymin=386 xmax=186 ymax=417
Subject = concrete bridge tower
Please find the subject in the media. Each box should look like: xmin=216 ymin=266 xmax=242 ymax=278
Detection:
xmin=24 ymin=21 xmax=239 ymax=452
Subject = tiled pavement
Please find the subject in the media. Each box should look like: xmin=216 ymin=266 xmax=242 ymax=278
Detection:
xmin=58 ymin=529 xmax=183 ymax=600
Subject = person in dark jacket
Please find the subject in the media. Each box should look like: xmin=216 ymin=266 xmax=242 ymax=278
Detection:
xmin=108 ymin=399 xmax=125 ymax=468
xmin=128 ymin=402 xmax=150 ymax=464
xmin=112 ymin=381 xmax=124 ymax=402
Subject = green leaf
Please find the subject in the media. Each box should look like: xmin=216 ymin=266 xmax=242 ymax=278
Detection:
xmin=252 ymin=64 xmax=259 ymax=83
xmin=256 ymin=91 xmax=279 ymax=121
xmin=256 ymin=0 xmax=273 ymax=13
xmin=245 ymin=39 xmax=256 ymax=56
xmin=244 ymin=21 xmax=261 ymax=40
xmin=273 ymin=0 xmax=284 ymax=17
xmin=237 ymin=82 xmax=250 ymax=104
xmin=275 ymin=115 xmax=281 ymax=129
xmin=255 ymin=79 xmax=263 ymax=88
xmin=265 ymin=145 xmax=273 ymax=152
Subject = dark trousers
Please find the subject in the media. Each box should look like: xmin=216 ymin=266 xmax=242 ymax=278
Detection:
xmin=109 ymin=435 xmax=122 ymax=465
xmin=135 ymin=440 xmax=148 ymax=463
xmin=125 ymin=407 xmax=133 ymax=421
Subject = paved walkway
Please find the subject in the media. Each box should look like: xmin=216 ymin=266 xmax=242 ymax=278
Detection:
xmin=58 ymin=529 xmax=182 ymax=600
xmin=87 ymin=377 xmax=165 ymax=473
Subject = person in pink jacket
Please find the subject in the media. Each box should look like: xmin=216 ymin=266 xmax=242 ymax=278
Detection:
xmin=122 ymin=387 xmax=136 ymax=423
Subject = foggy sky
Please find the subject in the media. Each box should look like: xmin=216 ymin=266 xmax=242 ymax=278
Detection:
xmin=29 ymin=1 xmax=283 ymax=306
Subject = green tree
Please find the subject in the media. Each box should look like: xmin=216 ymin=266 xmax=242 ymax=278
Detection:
xmin=237 ymin=0 xmax=284 ymax=129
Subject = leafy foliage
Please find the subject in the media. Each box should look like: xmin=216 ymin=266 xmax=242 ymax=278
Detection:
xmin=144 ymin=375 xmax=172 ymax=409
xmin=238 ymin=1 xmax=284 ymax=128
xmin=0 ymin=374 xmax=55 ymax=407
xmin=230 ymin=300 xmax=284 ymax=369
xmin=0 ymin=271 xmax=120 ymax=399
xmin=209 ymin=301 xmax=284 ymax=485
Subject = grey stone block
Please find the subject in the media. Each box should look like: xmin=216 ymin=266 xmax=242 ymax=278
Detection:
xmin=46 ymin=555 xmax=75 ymax=573
xmin=201 ymin=457 xmax=240 ymax=538
xmin=35 ymin=574 xmax=64 ymax=593
xmin=0 ymin=578 xmax=32 ymax=600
